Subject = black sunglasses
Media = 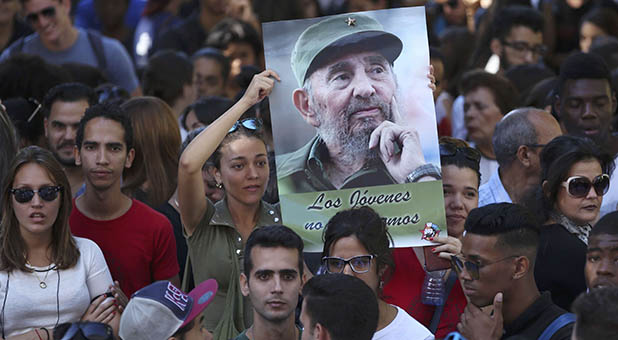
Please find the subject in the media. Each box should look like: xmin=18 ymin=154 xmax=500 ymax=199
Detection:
xmin=322 ymin=255 xmax=375 ymax=274
xmin=59 ymin=322 xmax=114 ymax=340
xmin=450 ymin=255 xmax=518 ymax=280
xmin=228 ymin=118 xmax=262 ymax=133
xmin=562 ymin=174 xmax=610 ymax=198
xmin=11 ymin=186 xmax=62 ymax=203
xmin=439 ymin=144 xmax=481 ymax=162
xmin=25 ymin=6 xmax=56 ymax=25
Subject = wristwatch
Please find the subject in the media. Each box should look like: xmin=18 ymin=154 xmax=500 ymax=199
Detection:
xmin=405 ymin=164 xmax=442 ymax=183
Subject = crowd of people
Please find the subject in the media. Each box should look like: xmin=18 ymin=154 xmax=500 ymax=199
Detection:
xmin=1 ymin=0 xmax=618 ymax=339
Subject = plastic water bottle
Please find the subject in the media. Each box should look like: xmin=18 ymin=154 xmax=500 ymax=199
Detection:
xmin=421 ymin=270 xmax=446 ymax=306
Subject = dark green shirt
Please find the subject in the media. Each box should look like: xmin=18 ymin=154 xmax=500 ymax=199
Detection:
xmin=276 ymin=135 xmax=396 ymax=195
xmin=182 ymin=198 xmax=281 ymax=339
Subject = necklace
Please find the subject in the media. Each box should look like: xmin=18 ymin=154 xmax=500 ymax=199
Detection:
xmin=27 ymin=261 xmax=53 ymax=289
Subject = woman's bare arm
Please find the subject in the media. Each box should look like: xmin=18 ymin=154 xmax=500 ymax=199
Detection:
xmin=178 ymin=70 xmax=280 ymax=235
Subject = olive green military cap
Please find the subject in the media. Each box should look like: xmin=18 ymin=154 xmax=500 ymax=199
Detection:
xmin=291 ymin=13 xmax=403 ymax=87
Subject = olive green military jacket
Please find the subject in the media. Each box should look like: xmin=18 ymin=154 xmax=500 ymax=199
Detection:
xmin=276 ymin=135 xmax=396 ymax=195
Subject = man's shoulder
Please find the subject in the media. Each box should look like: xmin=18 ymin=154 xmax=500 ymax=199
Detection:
xmin=506 ymin=293 xmax=574 ymax=340
xmin=2 ymin=32 xmax=41 ymax=58
xmin=128 ymin=199 xmax=171 ymax=225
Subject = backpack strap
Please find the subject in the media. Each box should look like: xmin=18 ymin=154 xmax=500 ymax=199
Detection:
xmin=86 ymin=30 xmax=107 ymax=71
xmin=538 ymin=313 xmax=576 ymax=340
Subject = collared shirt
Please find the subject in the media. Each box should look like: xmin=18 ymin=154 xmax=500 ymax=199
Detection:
xmin=478 ymin=168 xmax=512 ymax=207
xmin=502 ymin=292 xmax=573 ymax=340
xmin=183 ymin=198 xmax=281 ymax=335
xmin=276 ymin=135 xmax=396 ymax=195
xmin=232 ymin=325 xmax=303 ymax=340
xmin=599 ymin=154 xmax=618 ymax=218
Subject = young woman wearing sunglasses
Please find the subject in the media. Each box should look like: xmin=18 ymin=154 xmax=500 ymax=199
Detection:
xmin=533 ymin=135 xmax=614 ymax=310
xmin=0 ymin=146 xmax=119 ymax=339
xmin=321 ymin=207 xmax=435 ymax=340
xmin=177 ymin=70 xmax=280 ymax=340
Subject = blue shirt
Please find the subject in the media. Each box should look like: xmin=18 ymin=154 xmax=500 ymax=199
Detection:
xmin=0 ymin=28 xmax=139 ymax=93
xmin=74 ymin=0 xmax=147 ymax=31
xmin=478 ymin=168 xmax=512 ymax=207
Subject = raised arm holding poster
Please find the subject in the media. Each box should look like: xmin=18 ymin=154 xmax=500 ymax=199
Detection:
xmin=263 ymin=7 xmax=446 ymax=252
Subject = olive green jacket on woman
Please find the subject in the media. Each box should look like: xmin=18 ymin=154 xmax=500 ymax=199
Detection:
xmin=182 ymin=197 xmax=281 ymax=340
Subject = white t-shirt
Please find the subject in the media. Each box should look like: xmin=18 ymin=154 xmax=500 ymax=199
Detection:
xmin=0 ymin=237 xmax=113 ymax=337
xmin=372 ymin=305 xmax=434 ymax=340
xmin=599 ymin=154 xmax=618 ymax=218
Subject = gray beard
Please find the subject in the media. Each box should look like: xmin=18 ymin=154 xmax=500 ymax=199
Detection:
xmin=316 ymin=96 xmax=392 ymax=166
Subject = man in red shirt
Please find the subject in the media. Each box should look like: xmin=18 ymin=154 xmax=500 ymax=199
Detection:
xmin=70 ymin=102 xmax=179 ymax=297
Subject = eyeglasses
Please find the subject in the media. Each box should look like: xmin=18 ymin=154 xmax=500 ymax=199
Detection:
xmin=59 ymin=322 xmax=114 ymax=340
xmin=501 ymin=40 xmax=548 ymax=56
xmin=439 ymin=144 xmax=481 ymax=162
xmin=10 ymin=186 xmax=62 ymax=203
xmin=322 ymin=255 xmax=375 ymax=274
xmin=561 ymin=174 xmax=610 ymax=198
xmin=450 ymin=255 xmax=518 ymax=280
xmin=26 ymin=97 xmax=42 ymax=123
xmin=25 ymin=6 xmax=56 ymax=26
xmin=228 ymin=118 xmax=262 ymax=133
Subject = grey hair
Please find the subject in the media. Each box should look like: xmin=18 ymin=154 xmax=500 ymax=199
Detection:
xmin=492 ymin=107 xmax=538 ymax=168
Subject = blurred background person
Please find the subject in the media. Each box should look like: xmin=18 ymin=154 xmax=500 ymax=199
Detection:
xmin=141 ymin=50 xmax=195 ymax=139
xmin=192 ymin=47 xmax=230 ymax=99
xmin=181 ymin=96 xmax=233 ymax=132
xmin=460 ymin=69 xmax=519 ymax=184
xmin=0 ymin=102 xmax=18 ymax=194
xmin=133 ymin=0 xmax=185 ymax=69
xmin=578 ymin=6 xmax=618 ymax=53
xmin=205 ymin=18 xmax=262 ymax=98
xmin=42 ymin=83 xmax=97 ymax=197
xmin=120 ymin=96 xmax=187 ymax=280
xmin=0 ymin=0 xmax=32 ymax=53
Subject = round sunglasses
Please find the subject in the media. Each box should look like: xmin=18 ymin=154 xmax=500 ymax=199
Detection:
xmin=561 ymin=174 xmax=610 ymax=198
xmin=10 ymin=186 xmax=63 ymax=203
